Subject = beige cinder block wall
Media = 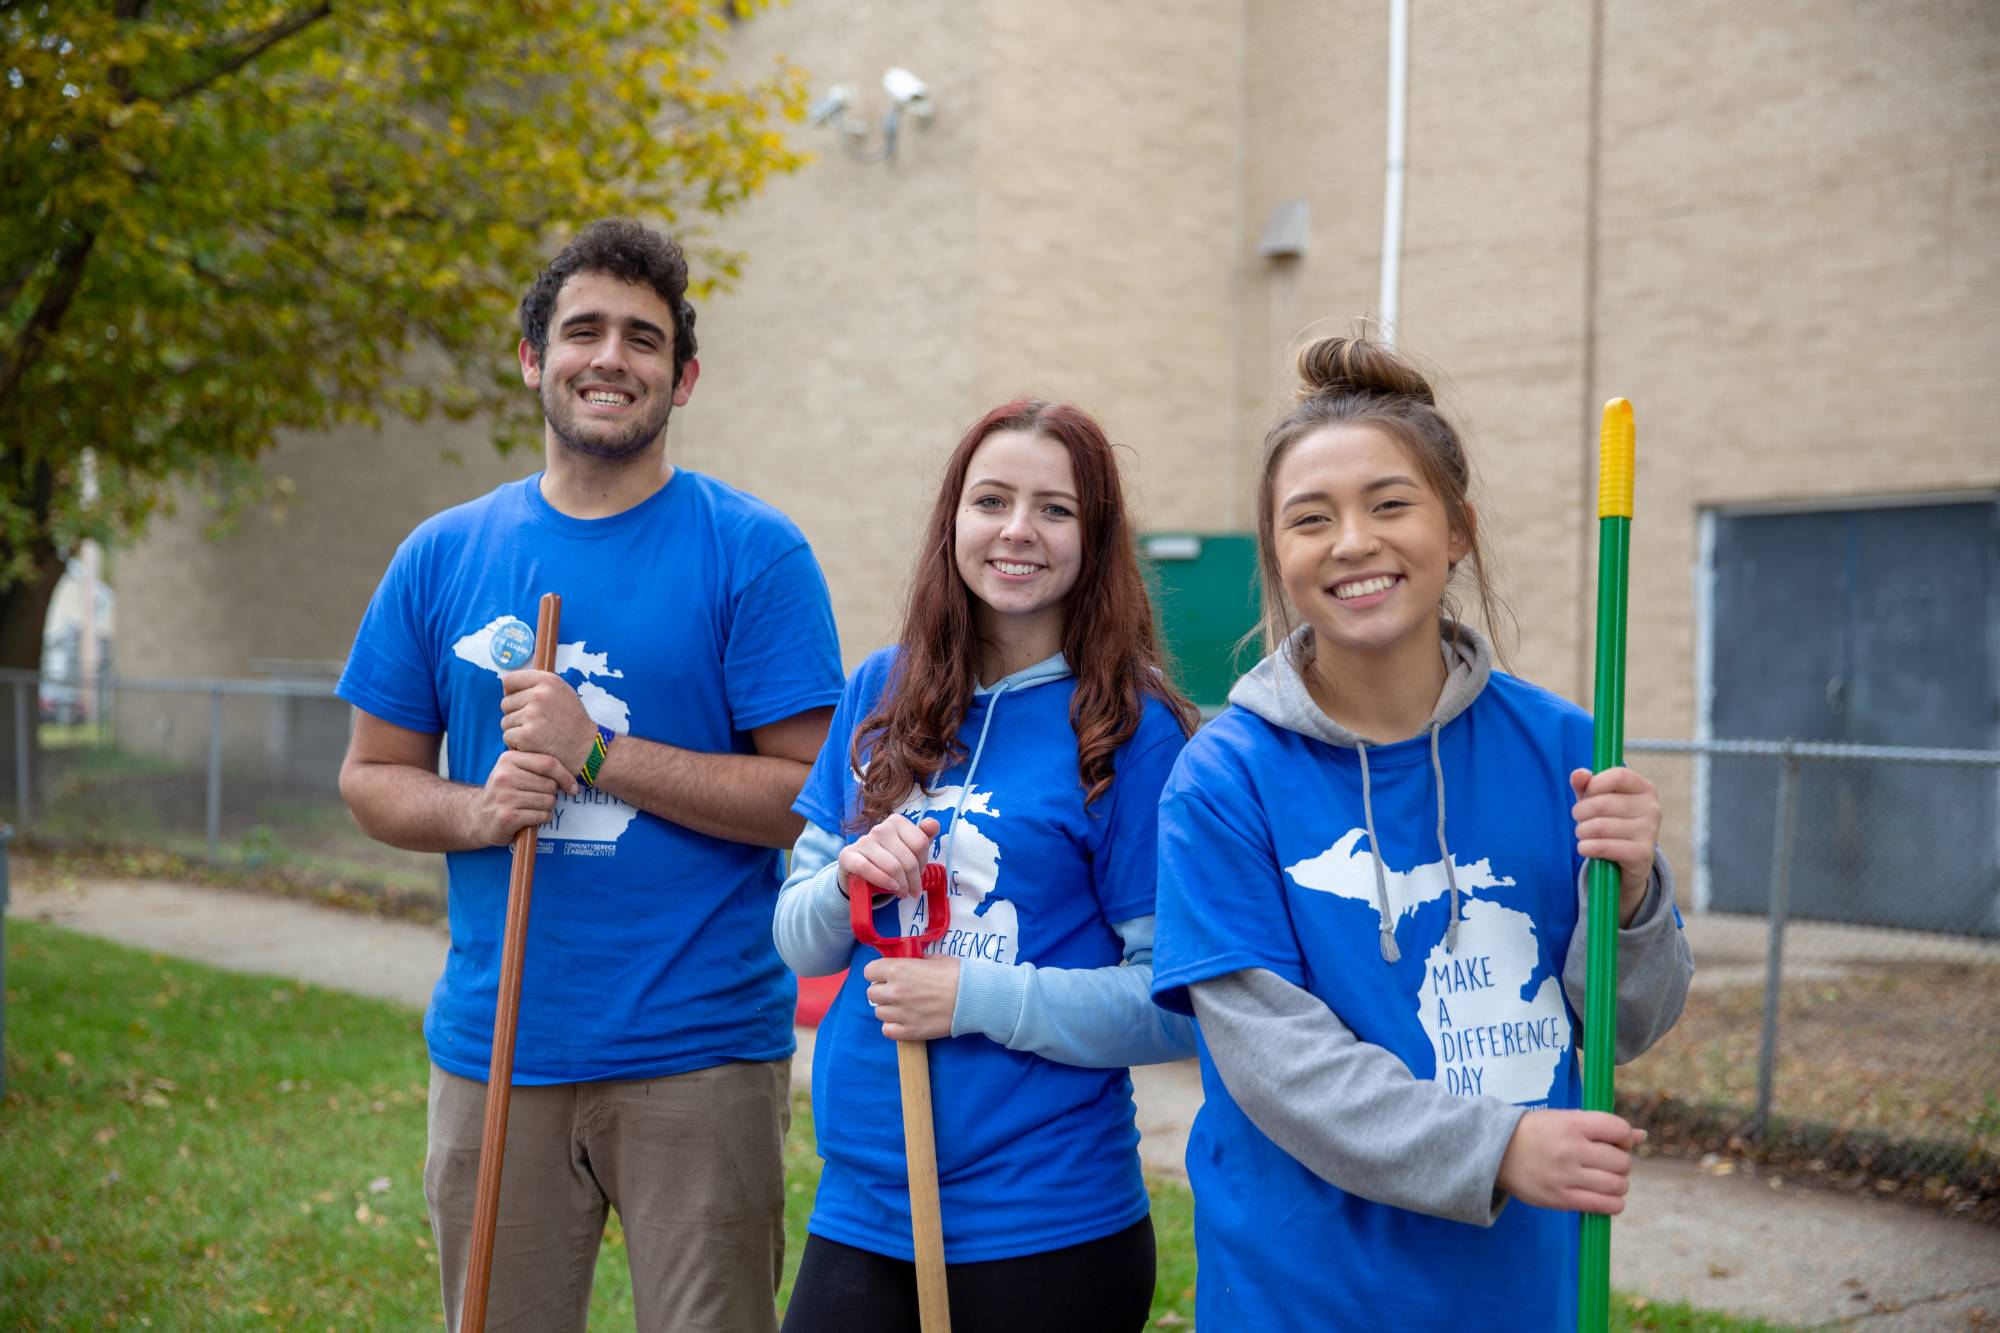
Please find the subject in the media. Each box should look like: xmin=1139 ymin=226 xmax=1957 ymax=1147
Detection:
xmin=675 ymin=0 xmax=986 ymax=669
xmin=1397 ymin=1 xmax=1597 ymax=703
xmin=1593 ymin=0 xmax=2000 ymax=894
xmin=115 ymin=420 xmax=528 ymax=685
xmin=117 ymin=0 xmax=1248 ymax=686
xmin=1597 ymin=0 xmax=2000 ymax=742
xmin=1236 ymin=0 xmax=1598 ymax=696
xmin=110 ymin=418 xmax=527 ymax=768
xmin=696 ymin=0 xmax=1246 ymax=666
xmin=106 ymin=0 xmax=1997 ymax=879
xmin=1233 ymin=0 xmax=1998 ymax=898
xmin=1234 ymin=0 xmax=1398 ymax=531
xmin=964 ymin=2 xmax=1244 ymax=538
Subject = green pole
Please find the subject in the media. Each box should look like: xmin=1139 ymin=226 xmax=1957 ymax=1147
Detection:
xmin=1578 ymin=398 xmax=1634 ymax=1331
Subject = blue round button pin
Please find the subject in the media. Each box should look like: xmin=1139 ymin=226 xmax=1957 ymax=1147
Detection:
xmin=490 ymin=617 xmax=535 ymax=670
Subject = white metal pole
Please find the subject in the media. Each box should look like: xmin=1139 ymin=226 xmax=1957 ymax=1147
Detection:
xmin=1693 ymin=509 xmax=1716 ymax=911
xmin=1379 ymin=0 xmax=1410 ymax=347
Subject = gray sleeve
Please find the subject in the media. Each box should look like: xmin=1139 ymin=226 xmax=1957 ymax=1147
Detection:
xmin=1190 ymin=968 xmax=1526 ymax=1227
xmin=1561 ymin=848 xmax=1695 ymax=1063
xmin=950 ymin=916 xmax=1198 ymax=1068
xmin=772 ymin=821 xmax=857 ymax=978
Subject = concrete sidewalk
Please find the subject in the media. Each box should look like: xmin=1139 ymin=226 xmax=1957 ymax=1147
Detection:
xmin=11 ymin=877 xmax=1999 ymax=1330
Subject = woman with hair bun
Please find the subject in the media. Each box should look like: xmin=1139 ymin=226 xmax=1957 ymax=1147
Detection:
xmin=1151 ymin=337 xmax=1694 ymax=1330
xmin=774 ymin=399 xmax=1198 ymax=1332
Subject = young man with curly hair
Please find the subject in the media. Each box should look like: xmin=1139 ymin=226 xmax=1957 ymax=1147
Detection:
xmin=338 ymin=219 xmax=842 ymax=1332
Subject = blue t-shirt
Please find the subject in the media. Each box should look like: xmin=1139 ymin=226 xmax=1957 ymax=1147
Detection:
xmin=1152 ymin=672 xmax=1593 ymax=1332
xmin=337 ymin=470 xmax=843 ymax=1085
xmin=794 ymin=647 xmax=1187 ymax=1263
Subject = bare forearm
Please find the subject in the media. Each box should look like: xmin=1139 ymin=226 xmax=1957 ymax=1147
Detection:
xmin=340 ymin=760 xmax=485 ymax=853
xmin=594 ymin=736 xmax=809 ymax=848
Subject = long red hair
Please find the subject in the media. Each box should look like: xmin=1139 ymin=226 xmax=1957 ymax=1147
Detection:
xmin=851 ymin=399 xmax=1197 ymax=831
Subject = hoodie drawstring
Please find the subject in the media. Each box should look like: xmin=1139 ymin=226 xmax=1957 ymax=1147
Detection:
xmin=1432 ymin=722 xmax=1461 ymax=953
xmin=1356 ymin=722 xmax=1463 ymax=964
xmin=1356 ymin=742 xmax=1400 ymax=964
xmin=938 ymin=678 xmax=1013 ymax=889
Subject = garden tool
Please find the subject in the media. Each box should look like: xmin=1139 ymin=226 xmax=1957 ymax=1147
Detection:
xmin=463 ymin=591 xmax=559 ymax=1333
xmin=1579 ymin=401 xmax=1634 ymax=1331
xmin=851 ymin=858 xmax=954 ymax=1332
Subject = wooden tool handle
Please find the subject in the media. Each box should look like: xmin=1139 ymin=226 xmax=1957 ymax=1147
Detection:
xmin=462 ymin=592 xmax=560 ymax=1333
xmin=898 ymin=1038 xmax=951 ymax=1333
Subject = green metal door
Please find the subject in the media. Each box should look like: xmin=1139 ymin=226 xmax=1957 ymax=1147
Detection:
xmin=1140 ymin=533 xmax=1261 ymax=714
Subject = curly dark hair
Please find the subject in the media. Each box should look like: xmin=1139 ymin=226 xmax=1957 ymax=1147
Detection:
xmin=517 ymin=218 xmax=698 ymax=379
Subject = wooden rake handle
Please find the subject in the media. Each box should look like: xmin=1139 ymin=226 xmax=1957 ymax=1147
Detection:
xmin=461 ymin=591 xmax=560 ymax=1333
xmin=898 ymin=1038 xmax=950 ymax=1332
xmin=850 ymin=862 xmax=953 ymax=1331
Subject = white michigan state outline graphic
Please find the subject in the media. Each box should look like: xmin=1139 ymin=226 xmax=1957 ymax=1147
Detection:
xmin=1285 ymin=830 xmax=1570 ymax=1104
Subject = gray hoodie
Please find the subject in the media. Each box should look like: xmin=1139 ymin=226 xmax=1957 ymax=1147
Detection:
xmin=1189 ymin=622 xmax=1695 ymax=1226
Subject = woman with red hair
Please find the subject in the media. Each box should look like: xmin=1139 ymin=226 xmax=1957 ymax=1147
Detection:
xmin=774 ymin=399 xmax=1198 ymax=1332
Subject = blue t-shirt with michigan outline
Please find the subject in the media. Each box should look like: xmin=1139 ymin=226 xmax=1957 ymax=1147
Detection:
xmin=338 ymin=470 xmax=842 ymax=1085
xmin=1152 ymin=672 xmax=1595 ymax=1332
xmin=794 ymin=646 xmax=1187 ymax=1263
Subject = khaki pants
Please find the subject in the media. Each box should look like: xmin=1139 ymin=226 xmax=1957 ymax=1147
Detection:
xmin=424 ymin=1058 xmax=792 ymax=1333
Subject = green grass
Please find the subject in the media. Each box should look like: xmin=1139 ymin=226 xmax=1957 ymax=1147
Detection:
xmin=37 ymin=721 xmax=113 ymax=751
xmin=0 ymin=921 xmax=1782 ymax=1330
xmin=1 ymin=920 xmax=497 ymax=1329
xmin=1614 ymin=1299 xmax=1797 ymax=1332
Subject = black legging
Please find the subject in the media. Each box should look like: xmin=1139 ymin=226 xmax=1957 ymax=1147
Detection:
xmin=780 ymin=1216 xmax=1157 ymax=1333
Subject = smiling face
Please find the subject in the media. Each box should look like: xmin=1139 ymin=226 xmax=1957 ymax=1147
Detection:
xmin=519 ymin=270 xmax=695 ymax=461
xmin=1273 ymin=422 xmax=1471 ymax=669
xmin=953 ymin=429 xmax=1084 ymax=657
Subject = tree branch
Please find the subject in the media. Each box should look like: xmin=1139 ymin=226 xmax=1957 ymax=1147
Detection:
xmin=145 ymin=2 xmax=334 ymax=106
xmin=0 ymin=253 xmax=41 ymax=313
xmin=0 ymin=229 xmax=99 ymax=407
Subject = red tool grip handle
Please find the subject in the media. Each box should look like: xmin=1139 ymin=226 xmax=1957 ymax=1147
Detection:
xmin=850 ymin=862 xmax=951 ymax=959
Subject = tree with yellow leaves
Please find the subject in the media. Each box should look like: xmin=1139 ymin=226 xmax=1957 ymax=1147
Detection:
xmin=0 ymin=0 xmax=803 ymax=673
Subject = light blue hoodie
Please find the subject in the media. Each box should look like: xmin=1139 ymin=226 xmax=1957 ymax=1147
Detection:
xmin=776 ymin=645 xmax=1194 ymax=1264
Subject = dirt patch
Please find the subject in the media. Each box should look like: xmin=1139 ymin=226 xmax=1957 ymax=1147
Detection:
xmin=1620 ymin=961 xmax=2000 ymax=1218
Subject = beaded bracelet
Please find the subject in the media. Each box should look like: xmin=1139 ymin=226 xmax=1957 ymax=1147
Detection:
xmin=580 ymin=724 xmax=616 ymax=787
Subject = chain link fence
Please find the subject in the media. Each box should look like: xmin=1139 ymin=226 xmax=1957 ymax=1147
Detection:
xmin=12 ymin=669 xmax=1999 ymax=1203
xmin=1618 ymin=738 xmax=2000 ymax=1212
xmin=4 ymin=669 xmax=440 ymax=912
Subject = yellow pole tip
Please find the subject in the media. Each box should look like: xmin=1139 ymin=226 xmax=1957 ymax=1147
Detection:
xmin=1598 ymin=398 xmax=1635 ymax=518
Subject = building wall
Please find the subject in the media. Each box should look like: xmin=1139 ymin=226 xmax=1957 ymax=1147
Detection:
xmin=1235 ymin=0 xmax=1395 ymax=524
xmin=675 ymin=0 xmax=987 ymax=667
xmin=964 ymin=1 xmax=1244 ymax=536
xmin=108 ymin=1 xmax=1999 ymax=889
xmin=1590 ymin=0 xmax=2000 ymax=883
xmin=114 ymin=419 xmax=527 ymax=681
xmin=1596 ymin=0 xmax=2000 ymax=744
xmin=1231 ymin=2 xmax=1600 ymax=699
xmin=119 ymin=0 xmax=1246 ymax=679
xmin=693 ymin=0 xmax=1245 ymax=663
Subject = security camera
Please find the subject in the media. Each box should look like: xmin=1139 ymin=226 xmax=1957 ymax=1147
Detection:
xmin=881 ymin=67 xmax=932 ymax=118
xmin=807 ymin=84 xmax=853 ymax=127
